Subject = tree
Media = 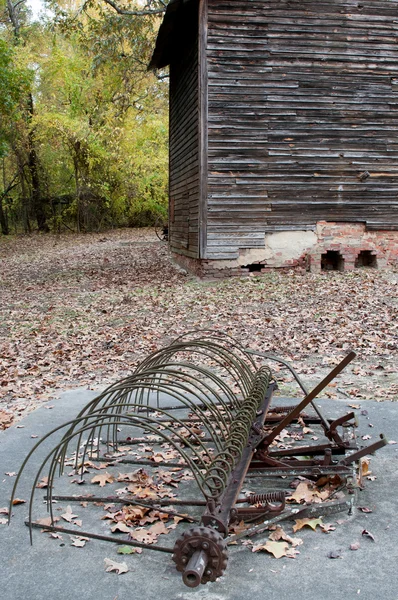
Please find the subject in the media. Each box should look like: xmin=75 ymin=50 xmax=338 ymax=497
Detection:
xmin=0 ymin=0 xmax=170 ymax=234
xmin=0 ymin=36 xmax=31 ymax=233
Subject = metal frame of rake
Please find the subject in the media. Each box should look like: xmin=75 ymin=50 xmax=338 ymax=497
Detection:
xmin=9 ymin=330 xmax=387 ymax=587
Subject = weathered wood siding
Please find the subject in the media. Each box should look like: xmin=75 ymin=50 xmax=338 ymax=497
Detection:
xmin=206 ymin=0 xmax=398 ymax=259
xmin=169 ymin=29 xmax=200 ymax=258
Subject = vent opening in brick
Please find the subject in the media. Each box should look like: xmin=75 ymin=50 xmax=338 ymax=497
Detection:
xmin=355 ymin=250 xmax=377 ymax=268
xmin=242 ymin=263 xmax=263 ymax=273
xmin=321 ymin=250 xmax=344 ymax=271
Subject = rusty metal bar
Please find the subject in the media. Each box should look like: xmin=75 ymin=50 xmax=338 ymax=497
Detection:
xmin=25 ymin=521 xmax=174 ymax=553
xmin=261 ymin=351 xmax=356 ymax=446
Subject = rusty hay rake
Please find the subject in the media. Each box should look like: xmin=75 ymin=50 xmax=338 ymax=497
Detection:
xmin=10 ymin=330 xmax=387 ymax=587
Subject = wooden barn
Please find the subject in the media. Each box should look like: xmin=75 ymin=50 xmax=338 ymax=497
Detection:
xmin=149 ymin=0 xmax=398 ymax=276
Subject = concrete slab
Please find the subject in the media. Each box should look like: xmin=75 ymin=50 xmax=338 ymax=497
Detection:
xmin=1 ymin=389 xmax=398 ymax=600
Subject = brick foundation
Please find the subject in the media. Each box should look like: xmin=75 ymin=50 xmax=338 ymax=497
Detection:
xmin=309 ymin=222 xmax=398 ymax=273
xmin=171 ymin=222 xmax=398 ymax=278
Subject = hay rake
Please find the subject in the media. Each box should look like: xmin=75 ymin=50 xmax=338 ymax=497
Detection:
xmin=10 ymin=331 xmax=387 ymax=587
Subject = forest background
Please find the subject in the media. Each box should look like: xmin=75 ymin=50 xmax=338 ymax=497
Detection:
xmin=0 ymin=0 xmax=169 ymax=235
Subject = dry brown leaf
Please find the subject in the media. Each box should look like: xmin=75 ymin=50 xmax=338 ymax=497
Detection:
xmin=149 ymin=521 xmax=170 ymax=536
xmin=287 ymin=482 xmax=329 ymax=504
xmin=70 ymin=536 xmax=87 ymax=547
xmin=129 ymin=528 xmax=158 ymax=545
xmin=91 ymin=472 xmax=114 ymax=487
xmin=320 ymin=523 xmax=336 ymax=533
xmin=127 ymin=485 xmax=159 ymax=500
xmin=268 ymin=525 xmax=303 ymax=547
xmin=362 ymin=529 xmax=375 ymax=542
xmin=293 ymin=518 xmax=323 ymax=532
xmin=252 ymin=541 xmax=290 ymax=558
xmin=0 ymin=410 xmax=14 ymax=430
xmin=360 ymin=457 xmax=371 ymax=477
xmin=104 ymin=558 xmax=129 ymax=574
xmin=0 ymin=518 xmax=8 ymax=525
xmin=37 ymin=516 xmax=60 ymax=527
xmin=36 ymin=477 xmax=49 ymax=489
xmin=61 ymin=506 xmax=79 ymax=523
xmin=111 ymin=522 xmax=132 ymax=534
xmin=12 ymin=498 xmax=26 ymax=506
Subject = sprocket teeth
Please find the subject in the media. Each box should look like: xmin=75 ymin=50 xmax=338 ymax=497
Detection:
xmin=173 ymin=526 xmax=228 ymax=583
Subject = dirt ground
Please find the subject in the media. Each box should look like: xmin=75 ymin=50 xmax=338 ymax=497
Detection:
xmin=1 ymin=228 xmax=397 ymax=424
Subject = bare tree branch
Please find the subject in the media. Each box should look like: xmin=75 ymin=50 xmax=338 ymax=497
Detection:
xmin=102 ymin=0 xmax=166 ymax=16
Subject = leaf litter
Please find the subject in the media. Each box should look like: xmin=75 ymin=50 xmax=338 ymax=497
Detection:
xmin=1 ymin=229 xmax=397 ymax=424
xmin=1 ymin=229 xmax=392 ymax=567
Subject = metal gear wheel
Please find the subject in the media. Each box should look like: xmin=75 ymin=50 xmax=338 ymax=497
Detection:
xmin=172 ymin=526 xmax=228 ymax=587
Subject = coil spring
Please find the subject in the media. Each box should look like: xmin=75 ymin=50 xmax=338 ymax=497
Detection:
xmin=247 ymin=491 xmax=286 ymax=505
xmin=203 ymin=367 xmax=272 ymax=499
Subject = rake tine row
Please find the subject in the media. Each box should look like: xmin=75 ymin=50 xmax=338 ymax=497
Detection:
xmin=9 ymin=330 xmax=387 ymax=588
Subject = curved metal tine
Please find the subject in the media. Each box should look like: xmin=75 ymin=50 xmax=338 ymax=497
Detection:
xmin=171 ymin=329 xmax=258 ymax=369
xmin=79 ymin=401 xmax=216 ymax=472
xmin=137 ymin=364 xmax=237 ymax=420
xmin=137 ymin=342 xmax=254 ymax=400
xmin=45 ymin=408 xmax=218 ymax=517
xmin=79 ymin=379 xmax=229 ymax=458
xmin=86 ymin=340 xmax=253 ymax=418
xmin=244 ymin=349 xmax=309 ymax=395
xmin=151 ymin=342 xmax=255 ymax=394
xmin=134 ymin=337 xmax=254 ymax=382
xmin=69 ymin=364 xmax=238 ymax=458
xmin=24 ymin=413 xmax=209 ymax=544
xmin=130 ymin=371 xmax=232 ymax=435
xmin=57 ymin=333 xmax=252 ymax=461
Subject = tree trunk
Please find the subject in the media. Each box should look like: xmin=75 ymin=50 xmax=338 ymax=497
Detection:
xmin=27 ymin=93 xmax=49 ymax=232
xmin=0 ymin=199 xmax=9 ymax=235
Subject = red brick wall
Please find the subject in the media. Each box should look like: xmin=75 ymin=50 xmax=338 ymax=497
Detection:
xmin=172 ymin=221 xmax=398 ymax=277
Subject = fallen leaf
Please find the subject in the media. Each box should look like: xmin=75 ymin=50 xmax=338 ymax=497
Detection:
xmin=252 ymin=541 xmax=290 ymax=558
xmin=91 ymin=472 xmax=114 ymax=487
xmin=358 ymin=507 xmax=373 ymax=513
xmin=0 ymin=507 xmax=9 ymax=515
xmin=12 ymin=498 xmax=26 ymax=506
xmin=0 ymin=410 xmax=14 ymax=430
xmin=104 ymin=558 xmax=129 ymax=574
xmin=111 ymin=522 xmax=132 ymax=534
xmin=61 ymin=506 xmax=79 ymax=523
xmin=129 ymin=528 xmax=158 ymax=545
xmin=293 ymin=518 xmax=323 ymax=532
xmin=320 ymin=523 xmax=336 ymax=533
xmin=350 ymin=542 xmax=360 ymax=550
xmin=37 ymin=516 xmax=60 ymax=527
xmin=0 ymin=518 xmax=7 ymax=525
xmin=5 ymin=472 xmax=17 ymax=477
xmin=360 ymin=458 xmax=371 ymax=476
xmin=149 ymin=521 xmax=170 ymax=536
xmin=117 ymin=545 xmax=142 ymax=555
xmin=70 ymin=536 xmax=87 ymax=547
xmin=288 ymin=482 xmax=329 ymax=504
xmin=268 ymin=525 xmax=303 ymax=547
xmin=36 ymin=476 xmax=49 ymax=489
xmin=362 ymin=529 xmax=375 ymax=542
